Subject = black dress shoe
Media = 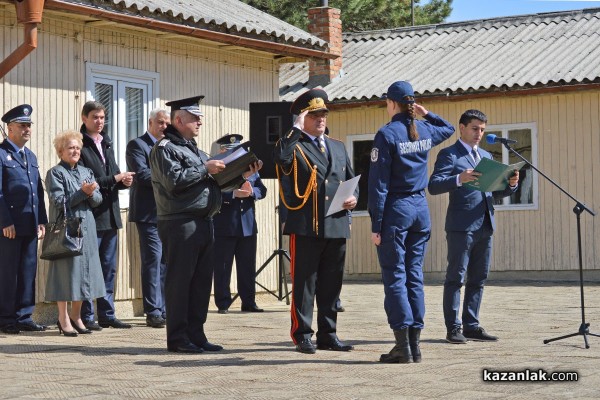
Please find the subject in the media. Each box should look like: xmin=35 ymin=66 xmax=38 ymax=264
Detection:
xmin=99 ymin=318 xmax=132 ymax=329
xmin=241 ymin=304 xmax=264 ymax=312
xmin=69 ymin=319 xmax=92 ymax=334
xmin=167 ymin=342 xmax=204 ymax=354
xmin=217 ymin=309 xmax=229 ymax=314
xmin=317 ymin=338 xmax=354 ymax=351
xmin=334 ymin=305 xmax=346 ymax=312
xmin=1 ymin=324 xmax=20 ymax=334
xmin=146 ymin=315 xmax=166 ymax=328
xmin=196 ymin=341 xmax=224 ymax=352
xmin=295 ymin=339 xmax=316 ymax=354
xmin=16 ymin=321 xmax=47 ymax=332
xmin=463 ymin=327 xmax=498 ymax=342
xmin=84 ymin=321 xmax=103 ymax=331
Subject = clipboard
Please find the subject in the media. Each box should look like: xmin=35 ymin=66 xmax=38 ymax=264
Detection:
xmin=464 ymin=158 xmax=525 ymax=192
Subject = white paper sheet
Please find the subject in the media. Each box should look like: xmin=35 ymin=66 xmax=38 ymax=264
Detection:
xmin=326 ymin=175 xmax=361 ymax=217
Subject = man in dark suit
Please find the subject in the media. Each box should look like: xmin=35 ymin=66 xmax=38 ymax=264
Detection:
xmin=78 ymin=101 xmax=135 ymax=330
xmin=428 ymin=109 xmax=519 ymax=344
xmin=0 ymin=104 xmax=48 ymax=334
xmin=212 ymin=134 xmax=267 ymax=314
xmin=273 ymin=88 xmax=358 ymax=354
xmin=126 ymin=109 xmax=170 ymax=328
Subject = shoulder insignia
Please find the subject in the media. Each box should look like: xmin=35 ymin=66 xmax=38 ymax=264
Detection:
xmin=371 ymin=147 xmax=379 ymax=162
xmin=158 ymin=139 xmax=170 ymax=147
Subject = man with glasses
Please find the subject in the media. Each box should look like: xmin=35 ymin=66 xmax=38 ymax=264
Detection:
xmin=274 ymin=89 xmax=358 ymax=354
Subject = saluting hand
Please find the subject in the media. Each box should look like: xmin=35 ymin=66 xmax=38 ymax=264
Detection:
xmin=293 ymin=110 xmax=309 ymax=131
xmin=413 ymin=103 xmax=428 ymax=117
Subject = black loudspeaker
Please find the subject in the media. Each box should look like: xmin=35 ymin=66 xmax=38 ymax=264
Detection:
xmin=249 ymin=102 xmax=294 ymax=179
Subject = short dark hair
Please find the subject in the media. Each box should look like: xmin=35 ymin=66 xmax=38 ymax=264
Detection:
xmin=81 ymin=101 xmax=106 ymax=117
xmin=459 ymin=109 xmax=487 ymax=126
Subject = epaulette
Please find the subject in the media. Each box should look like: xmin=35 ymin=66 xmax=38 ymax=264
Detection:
xmin=158 ymin=139 xmax=170 ymax=147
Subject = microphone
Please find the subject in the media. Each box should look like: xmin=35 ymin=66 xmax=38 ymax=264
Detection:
xmin=486 ymin=134 xmax=517 ymax=145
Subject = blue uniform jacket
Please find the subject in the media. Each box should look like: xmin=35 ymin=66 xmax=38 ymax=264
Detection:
xmin=368 ymin=112 xmax=454 ymax=233
xmin=0 ymin=141 xmax=48 ymax=235
xmin=428 ymin=140 xmax=517 ymax=232
xmin=126 ymin=132 xmax=158 ymax=224
xmin=213 ymin=173 xmax=267 ymax=237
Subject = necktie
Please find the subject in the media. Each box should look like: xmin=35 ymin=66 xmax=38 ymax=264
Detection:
xmin=316 ymin=137 xmax=326 ymax=154
xmin=19 ymin=150 xmax=27 ymax=165
xmin=471 ymin=147 xmax=480 ymax=164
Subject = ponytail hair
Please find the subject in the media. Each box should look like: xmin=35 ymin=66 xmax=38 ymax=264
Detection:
xmin=398 ymin=97 xmax=419 ymax=141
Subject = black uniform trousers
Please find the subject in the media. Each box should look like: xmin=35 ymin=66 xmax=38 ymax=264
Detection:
xmin=213 ymin=235 xmax=257 ymax=310
xmin=158 ymin=217 xmax=214 ymax=348
xmin=0 ymin=234 xmax=38 ymax=326
xmin=289 ymin=234 xmax=346 ymax=344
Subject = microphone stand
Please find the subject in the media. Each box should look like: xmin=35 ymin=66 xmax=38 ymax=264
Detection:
xmin=500 ymin=141 xmax=598 ymax=348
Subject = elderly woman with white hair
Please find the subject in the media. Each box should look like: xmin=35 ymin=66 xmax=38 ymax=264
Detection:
xmin=45 ymin=130 xmax=105 ymax=337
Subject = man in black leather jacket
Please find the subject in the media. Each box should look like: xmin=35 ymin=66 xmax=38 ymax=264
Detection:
xmin=149 ymin=96 xmax=226 ymax=354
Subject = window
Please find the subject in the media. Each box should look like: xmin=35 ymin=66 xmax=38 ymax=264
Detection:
xmin=347 ymin=134 xmax=375 ymax=215
xmin=86 ymin=63 xmax=160 ymax=208
xmin=480 ymin=123 xmax=538 ymax=210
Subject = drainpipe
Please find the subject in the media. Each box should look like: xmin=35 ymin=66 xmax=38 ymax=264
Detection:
xmin=0 ymin=0 xmax=45 ymax=79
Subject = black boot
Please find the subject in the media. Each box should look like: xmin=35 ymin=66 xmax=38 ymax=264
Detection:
xmin=409 ymin=327 xmax=422 ymax=363
xmin=380 ymin=328 xmax=412 ymax=364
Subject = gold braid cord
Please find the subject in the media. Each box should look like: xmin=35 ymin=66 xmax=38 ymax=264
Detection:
xmin=277 ymin=144 xmax=319 ymax=235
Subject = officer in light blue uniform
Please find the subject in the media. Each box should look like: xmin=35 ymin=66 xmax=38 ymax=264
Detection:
xmin=0 ymin=104 xmax=48 ymax=334
xmin=368 ymin=81 xmax=454 ymax=363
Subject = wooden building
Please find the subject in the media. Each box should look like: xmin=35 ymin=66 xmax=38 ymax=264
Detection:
xmin=1 ymin=0 xmax=333 ymax=315
xmin=281 ymin=7 xmax=600 ymax=279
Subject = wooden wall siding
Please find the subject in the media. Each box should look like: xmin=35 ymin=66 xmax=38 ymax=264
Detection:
xmin=327 ymin=91 xmax=599 ymax=276
xmin=2 ymin=9 xmax=281 ymax=303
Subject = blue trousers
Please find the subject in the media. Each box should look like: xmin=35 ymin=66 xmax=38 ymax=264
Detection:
xmin=0 ymin=234 xmax=38 ymax=326
xmin=443 ymin=226 xmax=493 ymax=331
xmin=81 ymin=229 xmax=118 ymax=322
xmin=376 ymin=192 xmax=430 ymax=330
xmin=136 ymin=222 xmax=167 ymax=318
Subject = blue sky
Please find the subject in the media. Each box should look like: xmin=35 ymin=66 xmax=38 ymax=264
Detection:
xmin=442 ymin=0 xmax=600 ymax=22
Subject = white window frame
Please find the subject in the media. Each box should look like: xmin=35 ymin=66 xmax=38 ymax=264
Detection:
xmin=484 ymin=122 xmax=538 ymax=211
xmin=85 ymin=63 xmax=160 ymax=208
xmin=347 ymin=133 xmax=375 ymax=217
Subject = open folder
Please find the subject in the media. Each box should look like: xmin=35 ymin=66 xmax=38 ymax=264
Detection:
xmin=464 ymin=158 xmax=526 ymax=192
xmin=208 ymin=142 xmax=258 ymax=191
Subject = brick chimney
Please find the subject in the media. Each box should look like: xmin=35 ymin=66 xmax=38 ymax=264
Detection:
xmin=307 ymin=6 xmax=342 ymax=86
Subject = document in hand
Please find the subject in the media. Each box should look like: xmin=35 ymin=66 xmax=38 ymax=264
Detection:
xmin=464 ymin=158 xmax=526 ymax=192
xmin=209 ymin=142 xmax=258 ymax=191
xmin=326 ymin=175 xmax=361 ymax=217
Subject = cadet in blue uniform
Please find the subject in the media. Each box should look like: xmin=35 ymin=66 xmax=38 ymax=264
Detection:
xmin=368 ymin=81 xmax=454 ymax=363
xmin=274 ymin=88 xmax=358 ymax=355
xmin=0 ymin=104 xmax=48 ymax=334
xmin=212 ymin=134 xmax=267 ymax=314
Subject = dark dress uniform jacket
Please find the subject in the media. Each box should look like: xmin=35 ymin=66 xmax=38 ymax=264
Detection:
xmin=274 ymin=127 xmax=358 ymax=239
xmin=0 ymin=141 xmax=47 ymax=235
xmin=126 ymin=132 xmax=157 ymax=224
xmin=78 ymin=126 xmax=126 ymax=230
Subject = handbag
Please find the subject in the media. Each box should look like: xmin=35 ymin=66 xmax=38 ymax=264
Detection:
xmin=40 ymin=197 xmax=84 ymax=261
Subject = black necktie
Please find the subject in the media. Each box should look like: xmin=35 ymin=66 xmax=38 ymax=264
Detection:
xmin=19 ymin=150 xmax=27 ymax=165
xmin=315 ymin=137 xmax=326 ymax=154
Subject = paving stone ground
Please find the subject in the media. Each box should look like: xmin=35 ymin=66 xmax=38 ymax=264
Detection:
xmin=1 ymin=281 xmax=599 ymax=399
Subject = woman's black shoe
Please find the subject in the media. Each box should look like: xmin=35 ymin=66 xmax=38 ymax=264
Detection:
xmin=57 ymin=321 xmax=78 ymax=337
xmin=70 ymin=319 xmax=92 ymax=334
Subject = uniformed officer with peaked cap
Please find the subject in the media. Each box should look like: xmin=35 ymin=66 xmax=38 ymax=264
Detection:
xmin=150 ymin=96 xmax=261 ymax=353
xmin=0 ymin=104 xmax=48 ymax=334
xmin=212 ymin=133 xmax=267 ymax=314
xmin=274 ymin=88 xmax=358 ymax=354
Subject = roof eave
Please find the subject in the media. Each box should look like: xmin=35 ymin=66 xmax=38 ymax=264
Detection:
xmin=45 ymin=0 xmax=336 ymax=60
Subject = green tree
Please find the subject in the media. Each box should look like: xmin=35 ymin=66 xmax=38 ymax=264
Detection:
xmin=242 ymin=0 xmax=453 ymax=32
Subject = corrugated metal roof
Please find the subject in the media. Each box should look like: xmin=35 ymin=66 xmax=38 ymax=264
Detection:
xmin=60 ymin=0 xmax=326 ymax=49
xmin=280 ymin=8 xmax=600 ymax=102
